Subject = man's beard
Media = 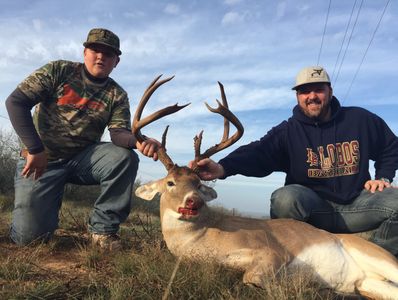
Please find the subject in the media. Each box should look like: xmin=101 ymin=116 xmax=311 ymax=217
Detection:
xmin=301 ymin=98 xmax=331 ymax=121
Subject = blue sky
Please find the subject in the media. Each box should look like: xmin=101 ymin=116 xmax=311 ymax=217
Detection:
xmin=0 ymin=0 xmax=397 ymax=217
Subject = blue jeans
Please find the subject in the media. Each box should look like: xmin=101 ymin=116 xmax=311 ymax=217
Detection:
xmin=270 ymin=184 xmax=398 ymax=256
xmin=10 ymin=142 xmax=139 ymax=245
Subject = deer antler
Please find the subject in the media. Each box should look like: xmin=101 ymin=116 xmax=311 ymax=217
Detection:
xmin=132 ymin=75 xmax=189 ymax=171
xmin=192 ymin=82 xmax=244 ymax=169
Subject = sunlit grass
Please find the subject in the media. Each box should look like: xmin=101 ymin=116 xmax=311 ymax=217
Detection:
xmin=0 ymin=196 xmax=345 ymax=300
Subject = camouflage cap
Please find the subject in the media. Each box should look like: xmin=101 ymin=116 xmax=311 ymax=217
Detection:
xmin=83 ymin=28 xmax=122 ymax=55
xmin=292 ymin=66 xmax=330 ymax=90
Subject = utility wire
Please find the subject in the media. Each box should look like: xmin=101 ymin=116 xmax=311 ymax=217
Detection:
xmin=317 ymin=0 xmax=332 ymax=65
xmin=0 ymin=115 xmax=10 ymax=120
xmin=331 ymin=0 xmax=358 ymax=82
xmin=333 ymin=0 xmax=363 ymax=88
xmin=344 ymin=0 xmax=391 ymax=101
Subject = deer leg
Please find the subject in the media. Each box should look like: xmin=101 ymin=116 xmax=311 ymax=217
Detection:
xmin=243 ymin=253 xmax=285 ymax=289
xmin=356 ymin=278 xmax=398 ymax=300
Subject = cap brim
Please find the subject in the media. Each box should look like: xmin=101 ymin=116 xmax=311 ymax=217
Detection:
xmin=83 ymin=42 xmax=122 ymax=55
xmin=292 ymin=81 xmax=330 ymax=90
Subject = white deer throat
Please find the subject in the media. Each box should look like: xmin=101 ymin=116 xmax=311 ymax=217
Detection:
xmin=162 ymin=208 xmax=210 ymax=255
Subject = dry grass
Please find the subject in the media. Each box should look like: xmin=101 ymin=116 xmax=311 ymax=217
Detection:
xmin=0 ymin=195 xmax=363 ymax=300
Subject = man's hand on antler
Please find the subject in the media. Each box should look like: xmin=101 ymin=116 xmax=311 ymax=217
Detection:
xmin=136 ymin=138 xmax=161 ymax=161
xmin=188 ymin=158 xmax=225 ymax=181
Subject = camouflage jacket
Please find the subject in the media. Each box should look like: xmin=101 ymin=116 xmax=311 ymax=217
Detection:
xmin=18 ymin=60 xmax=131 ymax=160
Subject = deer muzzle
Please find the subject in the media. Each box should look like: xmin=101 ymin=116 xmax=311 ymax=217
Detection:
xmin=177 ymin=195 xmax=204 ymax=218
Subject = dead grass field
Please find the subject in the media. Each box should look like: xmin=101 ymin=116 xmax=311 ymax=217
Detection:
xmin=0 ymin=195 xmax=364 ymax=300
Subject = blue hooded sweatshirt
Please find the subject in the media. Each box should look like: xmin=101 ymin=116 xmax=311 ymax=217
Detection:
xmin=219 ymin=97 xmax=398 ymax=204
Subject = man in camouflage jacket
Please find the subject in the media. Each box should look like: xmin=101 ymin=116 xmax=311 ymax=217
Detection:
xmin=5 ymin=28 xmax=159 ymax=250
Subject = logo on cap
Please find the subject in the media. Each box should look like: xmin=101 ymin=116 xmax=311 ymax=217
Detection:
xmin=311 ymin=67 xmax=324 ymax=77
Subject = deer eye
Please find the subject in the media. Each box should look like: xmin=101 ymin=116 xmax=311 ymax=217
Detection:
xmin=167 ymin=181 xmax=175 ymax=187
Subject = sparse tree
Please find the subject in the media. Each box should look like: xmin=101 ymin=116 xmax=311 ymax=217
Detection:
xmin=0 ymin=128 xmax=19 ymax=195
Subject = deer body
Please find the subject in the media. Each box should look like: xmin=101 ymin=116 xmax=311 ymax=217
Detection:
xmin=133 ymin=76 xmax=398 ymax=299
xmin=136 ymin=167 xmax=398 ymax=299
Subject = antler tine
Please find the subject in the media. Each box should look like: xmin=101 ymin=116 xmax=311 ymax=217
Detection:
xmin=218 ymin=81 xmax=230 ymax=142
xmin=194 ymin=130 xmax=203 ymax=162
xmin=134 ymin=103 xmax=190 ymax=139
xmin=132 ymin=75 xmax=189 ymax=171
xmin=161 ymin=125 xmax=170 ymax=148
xmin=194 ymin=82 xmax=244 ymax=164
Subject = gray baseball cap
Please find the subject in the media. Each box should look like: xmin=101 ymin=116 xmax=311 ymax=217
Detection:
xmin=292 ymin=66 xmax=330 ymax=90
xmin=83 ymin=28 xmax=121 ymax=55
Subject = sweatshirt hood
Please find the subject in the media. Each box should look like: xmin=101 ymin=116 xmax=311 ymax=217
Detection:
xmin=292 ymin=96 xmax=341 ymax=125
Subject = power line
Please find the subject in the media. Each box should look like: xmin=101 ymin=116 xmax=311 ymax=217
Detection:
xmin=331 ymin=0 xmax=358 ymax=82
xmin=344 ymin=0 xmax=391 ymax=101
xmin=317 ymin=0 xmax=332 ymax=65
xmin=333 ymin=0 xmax=364 ymax=88
xmin=0 ymin=115 xmax=10 ymax=120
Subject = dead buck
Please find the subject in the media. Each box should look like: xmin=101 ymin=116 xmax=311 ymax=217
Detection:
xmin=134 ymin=75 xmax=398 ymax=299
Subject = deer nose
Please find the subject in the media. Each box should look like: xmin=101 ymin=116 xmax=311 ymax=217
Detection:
xmin=186 ymin=198 xmax=195 ymax=208
xmin=185 ymin=196 xmax=203 ymax=209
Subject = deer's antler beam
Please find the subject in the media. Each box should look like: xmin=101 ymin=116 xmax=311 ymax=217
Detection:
xmin=132 ymin=75 xmax=190 ymax=171
xmin=193 ymin=82 xmax=244 ymax=163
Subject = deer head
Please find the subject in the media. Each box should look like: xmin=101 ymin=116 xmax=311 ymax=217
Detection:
xmin=134 ymin=76 xmax=243 ymax=220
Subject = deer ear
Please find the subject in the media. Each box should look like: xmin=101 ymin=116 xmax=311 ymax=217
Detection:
xmin=135 ymin=181 xmax=161 ymax=201
xmin=199 ymin=185 xmax=218 ymax=202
